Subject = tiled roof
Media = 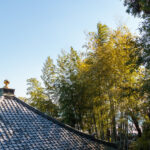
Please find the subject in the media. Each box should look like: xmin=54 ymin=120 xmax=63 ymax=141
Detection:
xmin=0 ymin=96 xmax=117 ymax=150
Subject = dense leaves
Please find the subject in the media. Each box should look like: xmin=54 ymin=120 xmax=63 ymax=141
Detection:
xmin=124 ymin=0 xmax=150 ymax=16
xmin=24 ymin=23 xmax=149 ymax=149
xmin=123 ymin=0 xmax=150 ymax=149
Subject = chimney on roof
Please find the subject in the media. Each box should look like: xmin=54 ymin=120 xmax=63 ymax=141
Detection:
xmin=0 ymin=80 xmax=15 ymax=97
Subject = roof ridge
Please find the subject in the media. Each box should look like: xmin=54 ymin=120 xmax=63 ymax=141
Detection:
xmin=14 ymin=96 xmax=117 ymax=149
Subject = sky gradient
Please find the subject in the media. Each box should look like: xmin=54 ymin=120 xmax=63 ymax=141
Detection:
xmin=0 ymin=0 xmax=142 ymax=97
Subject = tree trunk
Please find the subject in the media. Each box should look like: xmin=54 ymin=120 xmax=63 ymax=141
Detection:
xmin=110 ymin=98 xmax=117 ymax=142
xmin=112 ymin=114 xmax=117 ymax=141
xmin=130 ymin=113 xmax=142 ymax=137
xmin=93 ymin=113 xmax=98 ymax=138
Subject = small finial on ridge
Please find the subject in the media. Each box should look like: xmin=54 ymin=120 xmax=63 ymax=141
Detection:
xmin=4 ymin=80 xmax=10 ymax=89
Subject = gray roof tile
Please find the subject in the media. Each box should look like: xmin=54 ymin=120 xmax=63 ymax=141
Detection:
xmin=0 ymin=96 xmax=117 ymax=150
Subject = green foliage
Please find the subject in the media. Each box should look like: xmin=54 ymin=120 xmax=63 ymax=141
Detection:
xmin=41 ymin=56 xmax=57 ymax=101
xmin=80 ymin=24 xmax=143 ymax=144
xmin=27 ymin=78 xmax=58 ymax=117
xmin=25 ymin=21 xmax=149 ymax=149
xmin=124 ymin=0 xmax=150 ymax=68
xmin=96 ymin=23 xmax=109 ymax=45
xmin=56 ymin=47 xmax=85 ymax=128
xmin=18 ymin=97 xmax=28 ymax=103
xmin=27 ymin=78 xmax=47 ymax=111
xmin=129 ymin=121 xmax=150 ymax=150
xmin=124 ymin=0 xmax=150 ymax=17
xmin=123 ymin=0 xmax=150 ymax=149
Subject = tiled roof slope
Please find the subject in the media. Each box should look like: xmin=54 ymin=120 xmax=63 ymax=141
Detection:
xmin=0 ymin=96 xmax=117 ymax=150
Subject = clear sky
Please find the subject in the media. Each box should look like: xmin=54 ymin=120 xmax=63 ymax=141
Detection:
xmin=0 ymin=0 xmax=142 ymax=97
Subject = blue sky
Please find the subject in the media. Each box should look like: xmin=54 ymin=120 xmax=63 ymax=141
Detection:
xmin=0 ymin=0 xmax=142 ymax=97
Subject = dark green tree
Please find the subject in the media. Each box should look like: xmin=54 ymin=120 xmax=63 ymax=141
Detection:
xmin=123 ymin=0 xmax=150 ymax=149
xmin=124 ymin=0 xmax=150 ymax=16
xmin=56 ymin=47 xmax=85 ymax=129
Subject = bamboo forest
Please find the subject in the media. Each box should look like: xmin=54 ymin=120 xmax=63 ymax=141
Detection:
xmin=20 ymin=1 xmax=150 ymax=149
